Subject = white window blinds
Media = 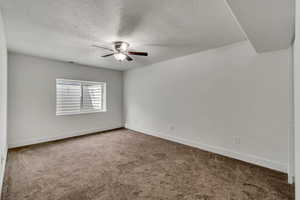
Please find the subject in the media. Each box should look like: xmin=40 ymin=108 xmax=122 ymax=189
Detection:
xmin=56 ymin=79 xmax=106 ymax=115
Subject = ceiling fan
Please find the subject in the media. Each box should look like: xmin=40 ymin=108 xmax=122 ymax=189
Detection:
xmin=92 ymin=41 xmax=148 ymax=62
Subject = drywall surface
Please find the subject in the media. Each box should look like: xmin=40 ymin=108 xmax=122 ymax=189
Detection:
xmin=288 ymin=46 xmax=295 ymax=184
xmin=0 ymin=0 xmax=245 ymax=70
xmin=227 ymin=0 xmax=293 ymax=52
xmin=294 ymin=0 xmax=300 ymax=198
xmin=8 ymin=52 xmax=123 ymax=148
xmin=0 ymin=9 xmax=8 ymax=194
xmin=124 ymin=41 xmax=291 ymax=172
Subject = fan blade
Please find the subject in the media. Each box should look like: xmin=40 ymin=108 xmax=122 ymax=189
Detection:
xmin=92 ymin=45 xmax=114 ymax=52
xmin=126 ymin=55 xmax=133 ymax=61
xmin=128 ymin=51 xmax=148 ymax=56
xmin=101 ymin=53 xmax=114 ymax=57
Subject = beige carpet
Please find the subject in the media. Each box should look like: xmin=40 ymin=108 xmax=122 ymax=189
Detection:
xmin=1 ymin=129 xmax=294 ymax=200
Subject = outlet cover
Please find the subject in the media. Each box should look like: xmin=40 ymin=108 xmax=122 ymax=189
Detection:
xmin=234 ymin=137 xmax=241 ymax=145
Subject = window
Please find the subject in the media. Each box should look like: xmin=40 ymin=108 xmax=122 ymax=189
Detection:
xmin=56 ymin=79 xmax=106 ymax=115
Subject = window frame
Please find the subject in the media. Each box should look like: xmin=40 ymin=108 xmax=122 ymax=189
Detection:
xmin=56 ymin=79 xmax=107 ymax=116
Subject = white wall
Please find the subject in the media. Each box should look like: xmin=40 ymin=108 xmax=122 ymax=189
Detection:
xmin=288 ymin=45 xmax=295 ymax=184
xmin=0 ymin=9 xmax=8 ymax=193
xmin=124 ymin=41 xmax=291 ymax=172
xmin=8 ymin=52 xmax=123 ymax=148
xmin=294 ymin=0 xmax=300 ymax=198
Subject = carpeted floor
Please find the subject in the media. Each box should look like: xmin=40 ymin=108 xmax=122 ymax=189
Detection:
xmin=1 ymin=129 xmax=295 ymax=200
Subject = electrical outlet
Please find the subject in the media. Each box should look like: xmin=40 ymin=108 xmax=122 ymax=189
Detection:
xmin=169 ymin=125 xmax=175 ymax=131
xmin=234 ymin=137 xmax=241 ymax=145
xmin=135 ymin=120 xmax=140 ymax=125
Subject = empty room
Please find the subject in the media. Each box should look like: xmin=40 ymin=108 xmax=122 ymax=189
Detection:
xmin=0 ymin=0 xmax=299 ymax=199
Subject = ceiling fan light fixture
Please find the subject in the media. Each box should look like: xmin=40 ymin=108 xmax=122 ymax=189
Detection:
xmin=94 ymin=41 xmax=148 ymax=62
xmin=114 ymin=52 xmax=126 ymax=61
xmin=120 ymin=42 xmax=129 ymax=51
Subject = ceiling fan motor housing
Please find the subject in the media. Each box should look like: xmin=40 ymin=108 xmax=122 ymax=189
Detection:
xmin=114 ymin=41 xmax=129 ymax=52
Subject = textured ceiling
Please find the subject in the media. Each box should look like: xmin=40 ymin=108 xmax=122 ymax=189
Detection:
xmin=227 ymin=0 xmax=294 ymax=53
xmin=0 ymin=0 xmax=293 ymax=70
xmin=0 ymin=0 xmax=246 ymax=70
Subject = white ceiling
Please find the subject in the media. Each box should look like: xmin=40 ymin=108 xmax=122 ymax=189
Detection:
xmin=0 ymin=0 xmax=246 ymax=70
xmin=227 ymin=0 xmax=294 ymax=53
xmin=0 ymin=0 xmax=293 ymax=70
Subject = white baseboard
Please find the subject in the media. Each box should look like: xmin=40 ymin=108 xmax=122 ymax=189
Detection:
xmin=8 ymin=126 xmax=124 ymax=148
xmin=8 ymin=125 xmax=288 ymax=173
xmin=127 ymin=126 xmax=288 ymax=173
xmin=0 ymin=146 xmax=8 ymax=198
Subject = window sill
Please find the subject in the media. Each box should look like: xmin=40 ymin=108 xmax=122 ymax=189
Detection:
xmin=56 ymin=110 xmax=107 ymax=116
